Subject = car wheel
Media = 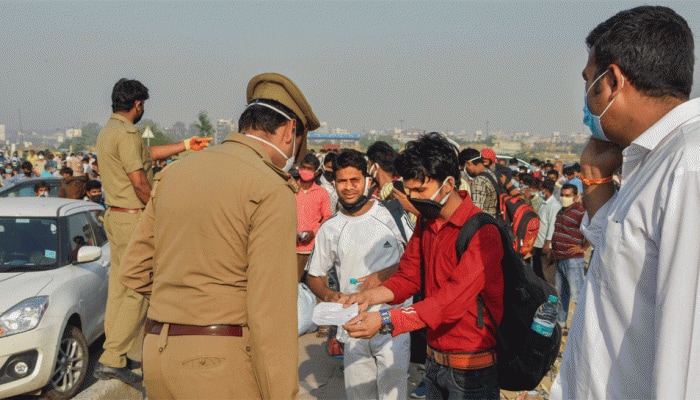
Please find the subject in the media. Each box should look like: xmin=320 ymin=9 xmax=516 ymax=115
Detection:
xmin=43 ymin=325 xmax=89 ymax=400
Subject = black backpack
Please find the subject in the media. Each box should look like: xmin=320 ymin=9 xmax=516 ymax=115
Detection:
xmin=456 ymin=212 xmax=561 ymax=391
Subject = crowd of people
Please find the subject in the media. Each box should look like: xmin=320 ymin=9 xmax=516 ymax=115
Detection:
xmin=4 ymin=5 xmax=698 ymax=400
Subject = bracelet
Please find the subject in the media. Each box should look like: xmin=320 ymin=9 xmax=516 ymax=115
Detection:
xmin=581 ymin=175 xmax=613 ymax=185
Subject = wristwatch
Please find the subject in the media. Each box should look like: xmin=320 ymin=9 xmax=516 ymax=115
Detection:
xmin=379 ymin=309 xmax=394 ymax=335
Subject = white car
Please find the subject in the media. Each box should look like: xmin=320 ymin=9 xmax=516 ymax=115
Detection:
xmin=0 ymin=198 xmax=109 ymax=399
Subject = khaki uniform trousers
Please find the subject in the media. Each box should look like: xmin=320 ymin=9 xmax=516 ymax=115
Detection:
xmin=99 ymin=208 xmax=149 ymax=367
xmin=143 ymin=325 xmax=259 ymax=399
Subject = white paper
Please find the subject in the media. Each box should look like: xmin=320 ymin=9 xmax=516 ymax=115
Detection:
xmin=312 ymin=302 xmax=358 ymax=326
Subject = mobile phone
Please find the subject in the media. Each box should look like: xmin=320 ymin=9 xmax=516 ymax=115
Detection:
xmin=392 ymin=180 xmax=404 ymax=193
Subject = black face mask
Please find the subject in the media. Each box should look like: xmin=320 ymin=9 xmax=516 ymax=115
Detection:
xmin=338 ymin=195 xmax=370 ymax=214
xmin=323 ymin=171 xmax=334 ymax=182
xmin=409 ymin=198 xmax=444 ymax=220
xmin=90 ymin=195 xmax=103 ymax=204
xmin=407 ymin=177 xmax=453 ymax=220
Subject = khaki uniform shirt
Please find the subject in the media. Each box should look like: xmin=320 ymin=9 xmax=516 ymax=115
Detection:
xmin=96 ymin=113 xmax=152 ymax=208
xmin=120 ymin=133 xmax=300 ymax=399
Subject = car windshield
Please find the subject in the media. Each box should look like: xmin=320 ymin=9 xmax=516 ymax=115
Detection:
xmin=0 ymin=217 xmax=59 ymax=271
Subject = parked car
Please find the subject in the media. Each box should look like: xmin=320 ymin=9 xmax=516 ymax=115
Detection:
xmin=496 ymin=155 xmax=536 ymax=173
xmin=0 ymin=177 xmax=63 ymax=198
xmin=0 ymin=198 xmax=110 ymax=399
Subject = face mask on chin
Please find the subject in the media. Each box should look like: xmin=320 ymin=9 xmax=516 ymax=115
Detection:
xmin=338 ymin=177 xmax=371 ymax=214
xmin=323 ymin=171 xmax=334 ymax=182
xmin=408 ymin=177 xmax=453 ymax=220
xmin=246 ymin=132 xmax=296 ymax=173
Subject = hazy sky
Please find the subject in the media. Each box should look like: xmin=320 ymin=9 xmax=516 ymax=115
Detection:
xmin=2 ymin=1 xmax=699 ymax=137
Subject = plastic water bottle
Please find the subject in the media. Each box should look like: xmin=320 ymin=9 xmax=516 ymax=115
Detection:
xmin=531 ymin=294 xmax=558 ymax=337
xmin=348 ymin=278 xmax=360 ymax=294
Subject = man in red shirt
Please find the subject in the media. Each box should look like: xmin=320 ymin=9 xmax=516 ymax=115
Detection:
xmin=343 ymin=132 xmax=504 ymax=399
xmin=295 ymin=152 xmax=332 ymax=281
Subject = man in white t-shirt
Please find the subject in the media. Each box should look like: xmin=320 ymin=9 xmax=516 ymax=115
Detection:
xmin=306 ymin=149 xmax=413 ymax=400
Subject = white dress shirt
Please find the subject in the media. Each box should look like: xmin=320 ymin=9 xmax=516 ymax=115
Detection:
xmin=551 ymin=98 xmax=700 ymax=399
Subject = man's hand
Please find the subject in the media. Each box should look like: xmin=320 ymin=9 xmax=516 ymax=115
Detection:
xmin=341 ymin=292 xmax=372 ymax=313
xmin=297 ymin=230 xmax=315 ymax=245
xmin=357 ymin=273 xmax=382 ymax=291
xmin=184 ymin=136 xmax=213 ymax=151
xmin=323 ymin=291 xmax=343 ymax=303
xmin=567 ymin=244 xmax=586 ymax=255
xmin=580 ymin=138 xmax=623 ymax=178
xmin=343 ymin=311 xmax=382 ymax=339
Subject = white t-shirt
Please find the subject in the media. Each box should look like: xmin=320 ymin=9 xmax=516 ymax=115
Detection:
xmin=308 ymin=200 xmax=413 ymax=293
xmin=307 ymin=200 xmax=413 ymax=340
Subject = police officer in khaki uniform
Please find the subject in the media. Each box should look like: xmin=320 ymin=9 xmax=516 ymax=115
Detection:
xmin=120 ymin=73 xmax=319 ymax=399
xmin=95 ymin=78 xmax=212 ymax=384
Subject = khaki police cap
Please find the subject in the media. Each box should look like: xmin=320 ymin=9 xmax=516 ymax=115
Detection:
xmin=246 ymin=73 xmax=320 ymax=132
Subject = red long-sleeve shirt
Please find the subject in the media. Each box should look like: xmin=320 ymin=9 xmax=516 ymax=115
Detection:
xmin=383 ymin=192 xmax=504 ymax=353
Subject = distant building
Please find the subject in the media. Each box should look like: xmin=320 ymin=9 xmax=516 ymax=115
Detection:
xmin=216 ymin=119 xmax=236 ymax=145
xmin=66 ymin=128 xmax=82 ymax=138
xmin=0 ymin=124 xmax=5 ymax=142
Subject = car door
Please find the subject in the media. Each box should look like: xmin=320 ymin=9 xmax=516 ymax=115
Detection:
xmin=63 ymin=211 xmax=109 ymax=341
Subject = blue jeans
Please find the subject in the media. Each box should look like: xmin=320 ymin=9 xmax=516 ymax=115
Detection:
xmin=554 ymin=257 xmax=586 ymax=325
xmin=423 ymin=358 xmax=499 ymax=400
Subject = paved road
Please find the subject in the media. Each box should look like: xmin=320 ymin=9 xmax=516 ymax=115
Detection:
xmin=10 ymin=330 xmax=557 ymax=399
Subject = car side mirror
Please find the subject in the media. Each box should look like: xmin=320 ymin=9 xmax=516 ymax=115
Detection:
xmin=75 ymin=245 xmax=102 ymax=264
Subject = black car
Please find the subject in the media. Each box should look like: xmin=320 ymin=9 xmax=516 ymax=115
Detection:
xmin=0 ymin=177 xmax=63 ymax=198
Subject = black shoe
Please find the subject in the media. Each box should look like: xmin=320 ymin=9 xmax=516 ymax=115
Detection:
xmin=94 ymin=362 xmax=142 ymax=385
xmin=126 ymin=358 xmax=142 ymax=370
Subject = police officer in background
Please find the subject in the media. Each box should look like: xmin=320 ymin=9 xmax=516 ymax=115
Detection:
xmin=120 ymin=73 xmax=319 ymax=399
xmin=94 ymin=78 xmax=212 ymax=385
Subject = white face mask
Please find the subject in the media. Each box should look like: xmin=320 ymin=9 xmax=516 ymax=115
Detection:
xmin=245 ymin=101 xmax=298 ymax=173
xmin=247 ymin=133 xmax=296 ymax=173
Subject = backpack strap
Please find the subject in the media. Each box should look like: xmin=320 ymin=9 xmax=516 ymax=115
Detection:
xmin=455 ymin=212 xmax=499 ymax=329
xmin=383 ymin=198 xmax=408 ymax=243
xmin=456 ymin=213 xmax=515 ymax=353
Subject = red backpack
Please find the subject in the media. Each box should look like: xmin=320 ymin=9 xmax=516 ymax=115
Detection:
xmin=499 ymin=194 xmax=540 ymax=256
xmin=479 ymin=171 xmax=540 ymax=256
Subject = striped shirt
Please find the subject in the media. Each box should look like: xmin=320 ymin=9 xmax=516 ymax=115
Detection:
xmin=551 ymin=202 xmax=586 ymax=260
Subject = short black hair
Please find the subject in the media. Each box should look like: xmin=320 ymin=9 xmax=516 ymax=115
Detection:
xmin=238 ymin=99 xmax=303 ymax=136
xmin=542 ymin=178 xmax=556 ymax=194
xmin=86 ymin=180 xmax=102 ymax=191
xmin=333 ymin=149 xmax=367 ymax=176
xmin=301 ymin=152 xmax=320 ymax=169
xmin=458 ymin=148 xmax=481 ymax=166
xmin=60 ymin=167 xmax=74 ymax=176
xmin=322 ymin=152 xmax=336 ymax=166
xmin=366 ymin=141 xmax=398 ymax=173
xmin=561 ymin=183 xmax=578 ymax=196
xmin=546 ymin=169 xmax=559 ymax=179
xmin=111 ymin=78 xmax=149 ymax=112
xmin=563 ymin=165 xmax=575 ymax=177
xmin=395 ymin=132 xmax=460 ymax=185
xmin=587 ymin=6 xmax=694 ymax=99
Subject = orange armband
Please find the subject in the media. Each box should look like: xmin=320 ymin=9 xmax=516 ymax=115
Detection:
xmin=581 ymin=176 xmax=613 ymax=185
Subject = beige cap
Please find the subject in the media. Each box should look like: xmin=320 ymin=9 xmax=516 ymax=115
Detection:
xmin=246 ymin=73 xmax=320 ymax=132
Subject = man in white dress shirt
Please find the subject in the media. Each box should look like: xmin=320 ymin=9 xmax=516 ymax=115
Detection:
xmin=551 ymin=5 xmax=700 ymax=399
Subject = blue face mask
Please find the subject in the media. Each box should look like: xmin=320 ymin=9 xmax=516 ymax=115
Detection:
xmin=583 ymin=70 xmax=624 ymax=142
